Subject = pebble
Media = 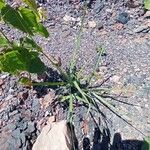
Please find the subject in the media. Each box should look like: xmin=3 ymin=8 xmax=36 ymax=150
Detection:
xmin=144 ymin=11 xmax=150 ymax=18
xmin=7 ymin=123 xmax=17 ymax=131
xmin=88 ymin=21 xmax=97 ymax=28
xmin=1 ymin=74 xmax=9 ymax=79
xmin=134 ymin=25 xmax=150 ymax=33
xmin=5 ymin=95 xmax=14 ymax=101
xmin=97 ymin=22 xmax=103 ymax=30
xmin=0 ymin=79 xmax=4 ymax=86
xmin=9 ymin=110 xmax=19 ymax=116
xmin=26 ymin=122 xmax=36 ymax=133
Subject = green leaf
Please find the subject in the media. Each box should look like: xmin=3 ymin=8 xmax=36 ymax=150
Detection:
xmin=0 ymin=0 xmax=5 ymax=9
xmin=22 ymin=0 xmax=38 ymax=13
xmin=26 ymin=51 xmax=45 ymax=73
xmin=1 ymin=5 xmax=33 ymax=35
xmin=20 ymin=37 xmax=42 ymax=52
xmin=142 ymin=137 xmax=150 ymax=150
xmin=0 ymin=50 xmax=26 ymax=74
xmin=19 ymin=77 xmax=32 ymax=85
xmin=0 ymin=47 xmax=46 ymax=74
xmin=36 ymin=23 xmax=49 ymax=38
xmin=19 ymin=7 xmax=38 ymax=29
xmin=19 ymin=7 xmax=49 ymax=37
xmin=0 ymin=33 xmax=9 ymax=47
xmin=144 ymin=0 xmax=150 ymax=10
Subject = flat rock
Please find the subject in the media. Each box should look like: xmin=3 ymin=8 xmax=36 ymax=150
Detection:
xmin=32 ymin=120 xmax=75 ymax=150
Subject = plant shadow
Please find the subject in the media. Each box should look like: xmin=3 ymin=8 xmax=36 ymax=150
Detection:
xmin=33 ymin=67 xmax=63 ymax=98
xmin=82 ymin=128 xmax=143 ymax=150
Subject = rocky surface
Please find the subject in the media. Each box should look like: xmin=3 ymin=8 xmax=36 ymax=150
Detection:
xmin=0 ymin=0 xmax=150 ymax=149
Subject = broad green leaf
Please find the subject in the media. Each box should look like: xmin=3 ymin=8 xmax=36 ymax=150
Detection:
xmin=19 ymin=7 xmax=38 ymax=29
xmin=1 ymin=5 xmax=33 ymax=35
xmin=19 ymin=7 xmax=49 ymax=37
xmin=0 ymin=47 xmax=45 ymax=74
xmin=26 ymin=51 xmax=45 ymax=73
xmin=0 ymin=50 xmax=26 ymax=74
xmin=20 ymin=37 xmax=42 ymax=52
xmin=142 ymin=137 xmax=150 ymax=150
xmin=144 ymin=0 xmax=150 ymax=10
xmin=0 ymin=33 xmax=9 ymax=47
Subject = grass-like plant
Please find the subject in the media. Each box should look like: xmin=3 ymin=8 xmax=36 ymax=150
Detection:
xmin=0 ymin=0 xmax=146 ymax=137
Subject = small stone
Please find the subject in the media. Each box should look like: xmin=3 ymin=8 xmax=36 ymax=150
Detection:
xmin=110 ymin=75 xmax=121 ymax=83
xmin=97 ymin=22 xmax=103 ymax=30
xmin=63 ymin=14 xmax=76 ymax=22
xmin=12 ymin=128 xmax=21 ymax=138
xmin=9 ymin=110 xmax=18 ymax=116
xmin=18 ymin=91 xmax=29 ymax=100
xmin=5 ymin=95 xmax=13 ymax=101
xmin=144 ymin=11 xmax=150 ymax=18
xmin=40 ymin=91 xmax=55 ymax=109
xmin=117 ymin=12 xmax=130 ymax=24
xmin=26 ymin=122 xmax=36 ymax=133
xmin=62 ymin=30 xmax=71 ymax=38
xmin=88 ymin=21 xmax=97 ymax=28
xmin=0 ymin=79 xmax=4 ymax=86
xmin=47 ymin=116 xmax=55 ymax=124
xmin=20 ymin=132 xmax=26 ymax=145
xmin=1 ymin=74 xmax=9 ymax=79
xmin=45 ymin=111 xmax=50 ymax=117
xmin=18 ymin=121 xmax=28 ymax=131
xmin=113 ymin=23 xmax=124 ymax=30
xmin=0 ymin=89 xmax=2 ymax=96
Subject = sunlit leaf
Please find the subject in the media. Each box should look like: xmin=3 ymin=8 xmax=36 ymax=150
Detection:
xmin=19 ymin=7 xmax=49 ymax=37
xmin=36 ymin=23 xmax=49 ymax=38
xmin=1 ymin=5 xmax=33 ymax=35
xmin=0 ymin=33 xmax=9 ymax=47
xmin=144 ymin=0 xmax=150 ymax=10
xmin=0 ymin=50 xmax=26 ymax=74
xmin=0 ymin=0 xmax=5 ymax=9
xmin=142 ymin=137 xmax=150 ymax=150
xmin=22 ymin=0 xmax=38 ymax=13
xmin=0 ymin=47 xmax=45 ymax=74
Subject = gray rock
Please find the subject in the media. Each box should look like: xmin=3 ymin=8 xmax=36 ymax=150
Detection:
xmin=9 ymin=110 xmax=19 ymax=117
xmin=20 ymin=132 xmax=26 ymax=146
xmin=26 ymin=122 xmax=36 ymax=133
xmin=93 ymin=0 xmax=104 ymax=13
xmin=7 ymin=123 xmax=17 ymax=131
xmin=117 ymin=12 xmax=130 ymax=24
xmin=12 ymin=128 xmax=21 ymax=138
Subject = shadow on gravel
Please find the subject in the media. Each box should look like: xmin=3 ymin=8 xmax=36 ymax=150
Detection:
xmin=33 ymin=67 xmax=62 ymax=98
xmin=83 ymin=130 xmax=143 ymax=150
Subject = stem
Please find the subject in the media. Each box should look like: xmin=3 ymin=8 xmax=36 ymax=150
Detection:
xmin=41 ymin=51 xmax=68 ymax=80
xmin=32 ymin=81 xmax=66 ymax=86
xmin=87 ymin=46 xmax=105 ymax=83
xmin=69 ymin=6 xmax=86 ymax=73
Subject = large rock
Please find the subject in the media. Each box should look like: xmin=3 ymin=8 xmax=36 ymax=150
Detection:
xmin=32 ymin=120 xmax=75 ymax=150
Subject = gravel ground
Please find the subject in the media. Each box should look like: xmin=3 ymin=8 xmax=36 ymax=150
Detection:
xmin=0 ymin=0 xmax=150 ymax=149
